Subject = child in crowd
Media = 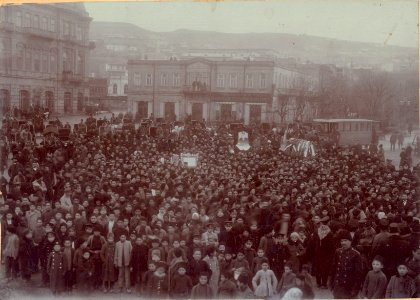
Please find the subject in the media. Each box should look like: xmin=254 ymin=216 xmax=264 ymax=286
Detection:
xmin=361 ymin=255 xmax=387 ymax=299
xmin=47 ymin=241 xmax=65 ymax=295
xmin=77 ymin=250 xmax=94 ymax=293
xmin=277 ymin=263 xmax=296 ymax=296
xmin=114 ymin=233 xmax=133 ymax=293
xmin=146 ymin=261 xmax=169 ymax=297
xmin=100 ymin=233 xmax=116 ymax=293
xmin=252 ymin=258 xmax=278 ymax=298
xmin=251 ymin=248 xmax=267 ymax=274
xmin=4 ymin=226 xmax=20 ymax=281
xmin=62 ymin=239 xmax=75 ymax=294
xmin=170 ymin=262 xmax=193 ymax=298
xmin=386 ymin=262 xmax=416 ymax=298
xmin=191 ymin=271 xmax=213 ymax=299
xmin=218 ymin=271 xmax=237 ymax=298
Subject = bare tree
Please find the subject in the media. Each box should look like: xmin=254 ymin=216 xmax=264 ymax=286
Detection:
xmin=276 ymin=94 xmax=290 ymax=124
xmin=290 ymin=76 xmax=312 ymax=121
xmin=355 ymin=71 xmax=395 ymax=120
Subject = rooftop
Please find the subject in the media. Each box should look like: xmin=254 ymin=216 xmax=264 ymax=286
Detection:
xmin=313 ymin=118 xmax=379 ymax=123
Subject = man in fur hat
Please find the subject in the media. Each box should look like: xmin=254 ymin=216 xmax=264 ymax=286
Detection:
xmin=329 ymin=229 xmax=363 ymax=299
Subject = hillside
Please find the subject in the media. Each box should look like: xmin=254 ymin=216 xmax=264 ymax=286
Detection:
xmin=89 ymin=21 xmax=417 ymax=66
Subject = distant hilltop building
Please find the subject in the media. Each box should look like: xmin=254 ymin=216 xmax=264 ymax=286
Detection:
xmin=0 ymin=3 xmax=93 ymax=114
xmin=180 ymin=48 xmax=279 ymax=61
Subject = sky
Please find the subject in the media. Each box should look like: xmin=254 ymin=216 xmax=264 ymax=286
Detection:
xmin=85 ymin=0 xmax=418 ymax=48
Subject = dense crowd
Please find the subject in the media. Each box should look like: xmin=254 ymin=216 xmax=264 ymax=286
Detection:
xmin=0 ymin=112 xmax=419 ymax=299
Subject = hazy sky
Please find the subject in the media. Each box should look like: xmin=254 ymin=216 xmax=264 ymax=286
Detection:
xmin=85 ymin=0 xmax=418 ymax=48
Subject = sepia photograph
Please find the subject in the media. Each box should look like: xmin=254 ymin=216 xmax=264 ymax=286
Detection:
xmin=0 ymin=0 xmax=419 ymax=299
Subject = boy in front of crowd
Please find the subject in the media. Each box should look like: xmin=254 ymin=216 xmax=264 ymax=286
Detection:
xmin=170 ymin=262 xmax=193 ymax=298
xmin=386 ymin=262 xmax=416 ymax=298
xmin=361 ymin=255 xmax=387 ymax=299
xmin=191 ymin=271 xmax=213 ymax=299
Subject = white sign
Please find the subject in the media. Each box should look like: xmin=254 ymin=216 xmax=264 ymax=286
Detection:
xmin=180 ymin=153 xmax=199 ymax=168
xmin=236 ymin=131 xmax=251 ymax=151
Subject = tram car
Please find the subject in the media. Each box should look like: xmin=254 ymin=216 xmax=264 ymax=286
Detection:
xmin=312 ymin=118 xmax=379 ymax=146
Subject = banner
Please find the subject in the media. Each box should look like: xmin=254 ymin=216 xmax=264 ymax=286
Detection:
xmin=236 ymin=131 xmax=251 ymax=151
xmin=283 ymin=138 xmax=316 ymax=157
xmin=171 ymin=154 xmax=180 ymax=165
xmin=180 ymin=153 xmax=199 ymax=168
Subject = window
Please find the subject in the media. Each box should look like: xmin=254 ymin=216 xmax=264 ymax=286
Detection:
xmin=33 ymin=15 xmax=39 ymax=28
xmin=50 ymin=49 xmax=57 ymax=73
xmin=173 ymin=73 xmax=180 ymax=87
xmin=246 ymin=74 xmax=253 ymax=88
xmin=63 ymin=48 xmax=73 ymax=72
xmin=124 ymin=84 xmax=128 ymax=94
xmin=63 ymin=21 xmax=70 ymax=35
xmin=260 ymin=73 xmax=266 ymax=88
xmin=24 ymin=13 xmax=31 ymax=27
xmin=113 ymin=84 xmax=117 ymax=94
xmin=41 ymin=17 xmax=47 ymax=30
xmin=229 ymin=73 xmax=237 ymax=88
xmin=134 ymin=72 xmax=141 ymax=86
xmin=76 ymin=52 xmax=83 ymax=75
xmin=15 ymin=11 xmax=22 ymax=27
xmin=16 ymin=44 xmax=24 ymax=70
xmin=49 ymin=18 xmax=56 ymax=32
xmin=76 ymin=26 xmax=82 ymax=40
xmin=160 ymin=73 xmax=167 ymax=86
xmin=216 ymin=74 xmax=225 ymax=88
xmin=0 ymin=7 xmax=6 ymax=22
xmin=25 ymin=48 xmax=31 ymax=71
xmin=42 ymin=52 xmax=48 ymax=72
xmin=146 ymin=73 xmax=152 ymax=86
xmin=33 ymin=50 xmax=40 ymax=72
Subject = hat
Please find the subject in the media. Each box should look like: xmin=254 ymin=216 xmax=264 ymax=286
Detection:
xmin=389 ymin=223 xmax=400 ymax=234
xmin=176 ymin=262 xmax=188 ymax=271
xmin=337 ymin=230 xmax=352 ymax=241
xmin=372 ymin=255 xmax=384 ymax=265
xmin=377 ymin=212 xmax=386 ymax=220
xmin=93 ymin=225 xmax=102 ymax=232
xmin=54 ymin=241 xmax=61 ymax=246
xmin=155 ymin=261 xmax=168 ymax=271
xmin=84 ymin=223 xmax=93 ymax=229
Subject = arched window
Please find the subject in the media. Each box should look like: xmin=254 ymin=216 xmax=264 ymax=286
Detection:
xmin=16 ymin=43 xmax=24 ymax=70
xmin=50 ymin=48 xmax=57 ymax=74
xmin=124 ymin=84 xmax=128 ymax=94
xmin=24 ymin=47 xmax=31 ymax=71
xmin=113 ymin=84 xmax=118 ymax=94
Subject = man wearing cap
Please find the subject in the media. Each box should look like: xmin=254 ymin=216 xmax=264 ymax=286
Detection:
xmin=377 ymin=222 xmax=411 ymax=279
xmin=329 ymin=229 xmax=363 ymax=299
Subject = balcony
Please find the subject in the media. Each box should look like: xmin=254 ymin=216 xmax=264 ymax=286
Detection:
xmin=62 ymin=71 xmax=84 ymax=85
xmin=182 ymin=84 xmax=210 ymax=95
xmin=21 ymin=27 xmax=56 ymax=40
xmin=0 ymin=21 xmax=14 ymax=32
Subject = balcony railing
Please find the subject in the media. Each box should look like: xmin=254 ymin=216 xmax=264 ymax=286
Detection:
xmin=62 ymin=71 xmax=84 ymax=85
xmin=21 ymin=27 xmax=56 ymax=39
xmin=0 ymin=21 xmax=14 ymax=32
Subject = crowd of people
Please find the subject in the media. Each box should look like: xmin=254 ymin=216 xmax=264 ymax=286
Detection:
xmin=0 ymin=111 xmax=419 ymax=299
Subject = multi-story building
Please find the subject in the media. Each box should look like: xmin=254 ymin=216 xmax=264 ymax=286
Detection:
xmin=88 ymin=77 xmax=107 ymax=105
xmin=106 ymin=63 xmax=128 ymax=97
xmin=0 ymin=3 xmax=92 ymax=114
xmin=127 ymin=58 xmax=275 ymax=124
xmin=127 ymin=57 xmax=322 ymax=124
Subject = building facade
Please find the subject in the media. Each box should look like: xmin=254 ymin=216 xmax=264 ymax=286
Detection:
xmin=106 ymin=63 xmax=128 ymax=97
xmin=0 ymin=3 xmax=92 ymax=114
xmin=88 ymin=77 xmax=107 ymax=105
xmin=127 ymin=58 xmax=275 ymax=124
